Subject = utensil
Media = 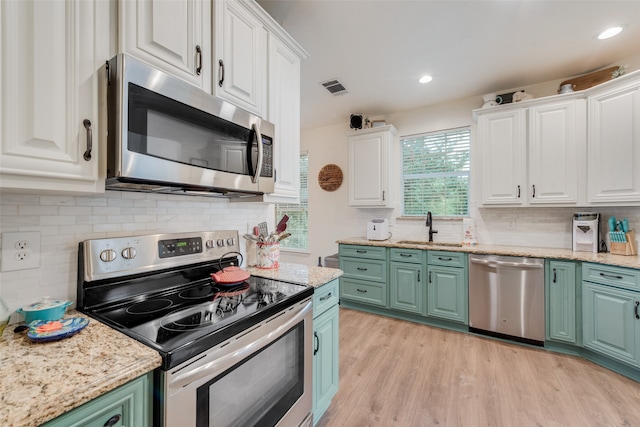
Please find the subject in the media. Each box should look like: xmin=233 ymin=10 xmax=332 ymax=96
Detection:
xmin=275 ymin=215 xmax=289 ymax=234
xmin=277 ymin=232 xmax=291 ymax=242
xmin=257 ymin=222 xmax=269 ymax=238
xmin=243 ymin=233 xmax=260 ymax=242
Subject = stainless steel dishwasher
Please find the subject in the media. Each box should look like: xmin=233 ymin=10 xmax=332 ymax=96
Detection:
xmin=468 ymin=254 xmax=545 ymax=345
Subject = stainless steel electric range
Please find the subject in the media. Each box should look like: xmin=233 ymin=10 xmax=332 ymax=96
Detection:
xmin=77 ymin=230 xmax=314 ymax=427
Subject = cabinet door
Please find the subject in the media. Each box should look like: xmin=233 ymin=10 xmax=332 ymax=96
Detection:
xmin=213 ymin=0 xmax=266 ymax=116
xmin=0 ymin=0 xmax=105 ymax=194
xmin=313 ymin=304 xmax=339 ymax=422
xmin=348 ymin=126 xmax=395 ymax=207
xmin=529 ymin=100 xmax=584 ymax=204
xmin=427 ymin=265 xmax=468 ymax=324
xmin=264 ymin=34 xmax=301 ymax=202
xmin=120 ymin=0 xmax=211 ymax=91
xmin=546 ymin=261 xmax=577 ymax=343
xmin=41 ymin=373 xmax=152 ymax=427
xmin=587 ymin=77 xmax=640 ymax=203
xmin=390 ymin=261 xmax=424 ymax=314
xmin=583 ymin=282 xmax=639 ymax=367
xmin=478 ymin=109 xmax=526 ymax=205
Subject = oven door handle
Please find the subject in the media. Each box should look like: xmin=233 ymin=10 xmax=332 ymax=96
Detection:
xmin=169 ymin=300 xmax=312 ymax=391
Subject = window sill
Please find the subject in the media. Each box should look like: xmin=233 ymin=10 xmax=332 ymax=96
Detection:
xmin=396 ymin=216 xmax=467 ymax=222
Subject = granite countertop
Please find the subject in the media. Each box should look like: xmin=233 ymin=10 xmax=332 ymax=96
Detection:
xmin=0 ymin=310 xmax=161 ymax=427
xmin=246 ymin=263 xmax=343 ymax=287
xmin=336 ymin=237 xmax=640 ymax=269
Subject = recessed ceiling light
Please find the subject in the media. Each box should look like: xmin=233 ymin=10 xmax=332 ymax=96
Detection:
xmin=597 ymin=26 xmax=623 ymax=40
xmin=419 ymin=75 xmax=433 ymax=84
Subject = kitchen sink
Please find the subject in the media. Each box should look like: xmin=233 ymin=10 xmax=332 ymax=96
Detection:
xmin=396 ymin=240 xmax=463 ymax=247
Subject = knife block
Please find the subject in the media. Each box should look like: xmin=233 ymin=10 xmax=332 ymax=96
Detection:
xmin=610 ymin=230 xmax=638 ymax=256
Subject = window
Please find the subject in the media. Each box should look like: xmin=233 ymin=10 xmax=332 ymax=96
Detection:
xmin=401 ymin=127 xmax=470 ymax=216
xmin=275 ymin=154 xmax=308 ymax=250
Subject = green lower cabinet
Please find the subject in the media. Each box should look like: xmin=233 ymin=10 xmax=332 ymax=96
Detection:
xmin=546 ymin=260 xmax=578 ymax=344
xmin=313 ymin=280 xmax=340 ymax=426
xmin=41 ymin=372 xmax=153 ymax=427
xmin=389 ymin=261 xmax=424 ymax=314
xmin=427 ymin=265 xmax=468 ymax=324
xmin=582 ymin=282 xmax=640 ymax=367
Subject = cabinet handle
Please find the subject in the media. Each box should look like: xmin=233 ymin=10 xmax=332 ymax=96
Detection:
xmin=195 ymin=45 xmax=202 ymax=76
xmin=400 ymin=253 xmax=412 ymax=257
xmin=218 ymin=59 xmax=225 ymax=87
xmin=429 ymin=271 xmax=432 ymax=283
xmin=418 ymin=271 xmax=421 ymax=282
xmin=599 ymin=272 xmax=623 ymax=280
xmin=313 ymin=332 xmax=319 ymax=355
xmin=319 ymin=293 xmax=332 ymax=301
xmin=382 ymin=190 xmax=386 ymax=201
xmin=532 ymin=184 xmax=536 ymax=198
xmin=356 ymin=250 xmax=366 ymax=254
xmin=104 ymin=414 xmax=121 ymax=427
xmin=438 ymin=257 xmax=453 ymax=261
xmin=83 ymin=119 xmax=92 ymax=161
xmin=553 ymin=268 xmax=557 ymax=283
xmin=356 ymin=288 xmax=367 ymax=293
xmin=517 ymin=185 xmax=521 ymax=198
xmin=635 ymin=301 xmax=639 ymax=320
xmin=356 ymin=267 xmax=368 ymax=271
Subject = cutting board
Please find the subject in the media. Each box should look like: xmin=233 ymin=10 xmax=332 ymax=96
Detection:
xmin=559 ymin=66 xmax=619 ymax=92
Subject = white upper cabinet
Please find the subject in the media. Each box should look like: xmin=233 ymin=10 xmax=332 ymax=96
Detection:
xmin=476 ymin=97 xmax=586 ymax=206
xmin=587 ymin=72 xmax=640 ymax=204
xmin=0 ymin=0 xmax=108 ymax=194
xmin=120 ymin=0 xmax=212 ymax=92
xmin=348 ymin=125 xmax=397 ymax=207
xmin=213 ymin=0 xmax=267 ymax=116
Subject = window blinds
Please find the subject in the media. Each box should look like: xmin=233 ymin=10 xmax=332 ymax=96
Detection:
xmin=275 ymin=154 xmax=309 ymax=249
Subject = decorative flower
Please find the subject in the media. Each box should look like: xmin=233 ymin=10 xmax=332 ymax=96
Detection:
xmin=612 ymin=65 xmax=627 ymax=79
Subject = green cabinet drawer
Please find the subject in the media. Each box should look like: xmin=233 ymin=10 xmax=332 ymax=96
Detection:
xmin=41 ymin=373 xmax=152 ymax=427
xmin=427 ymin=250 xmax=466 ymax=268
xmin=314 ymin=279 xmax=339 ymax=318
xmin=340 ymin=278 xmax=387 ymax=307
xmin=390 ymin=247 xmax=423 ymax=263
xmin=341 ymin=257 xmax=386 ymax=282
xmin=339 ymin=244 xmax=387 ymax=260
xmin=583 ymin=263 xmax=640 ymax=291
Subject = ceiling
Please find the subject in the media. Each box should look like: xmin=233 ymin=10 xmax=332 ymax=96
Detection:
xmin=257 ymin=0 xmax=640 ymax=131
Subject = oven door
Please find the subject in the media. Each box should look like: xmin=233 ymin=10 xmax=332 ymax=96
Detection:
xmin=162 ymin=299 xmax=313 ymax=427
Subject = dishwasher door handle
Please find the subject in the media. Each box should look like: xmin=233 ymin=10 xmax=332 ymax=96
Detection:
xmin=469 ymin=257 xmax=543 ymax=269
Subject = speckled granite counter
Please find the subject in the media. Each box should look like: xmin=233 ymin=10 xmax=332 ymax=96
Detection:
xmin=336 ymin=237 xmax=640 ymax=269
xmin=0 ymin=310 xmax=161 ymax=427
xmin=246 ymin=263 xmax=343 ymax=287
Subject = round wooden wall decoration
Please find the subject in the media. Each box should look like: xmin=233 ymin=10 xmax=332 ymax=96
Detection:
xmin=318 ymin=164 xmax=343 ymax=192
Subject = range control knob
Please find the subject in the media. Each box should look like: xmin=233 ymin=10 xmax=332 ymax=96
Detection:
xmin=99 ymin=249 xmax=117 ymax=262
xmin=217 ymin=239 xmax=225 ymax=247
xmin=121 ymin=247 xmax=137 ymax=260
xmin=205 ymin=239 xmax=215 ymax=249
xmin=226 ymin=238 xmax=235 ymax=246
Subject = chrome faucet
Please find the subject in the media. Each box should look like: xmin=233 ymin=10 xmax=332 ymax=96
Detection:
xmin=426 ymin=211 xmax=438 ymax=242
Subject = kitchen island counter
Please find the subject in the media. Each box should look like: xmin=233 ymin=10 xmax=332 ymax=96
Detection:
xmin=0 ymin=310 xmax=161 ymax=427
xmin=336 ymin=237 xmax=640 ymax=269
xmin=246 ymin=262 xmax=343 ymax=288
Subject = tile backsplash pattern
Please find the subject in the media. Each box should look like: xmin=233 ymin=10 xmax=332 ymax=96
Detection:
xmin=0 ymin=192 xmax=271 ymax=315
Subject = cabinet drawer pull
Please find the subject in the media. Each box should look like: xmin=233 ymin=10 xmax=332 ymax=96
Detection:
xmin=429 ymin=271 xmax=432 ymax=283
xmin=218 ymin=59 xmax=225 ymax=87
xmin=104 ymin=414 xmax=121 ymax=427
xmin=195 ymin=45 xmax=202 ymax=76
xmin=438 ymin=257 xmax=453 ymax=261
xmin=532 ymin=184 xmax=536 ymax=198
xmin=553 ymin=268 xmax=557 ymax=283
xmin=356 ymin=267 xmax=368 ymax=271
xmin=319 ymin=293 xmax=332 ymax=301
xmin=599 ymin=272 xmax=623 ymax=280
xmin=635 ymin=301 xmax=639 ymax=320
xmin=517 ymin=185 xmax=521 ymax=198
xmin=418 ymin=271 xmax=421 ymax=282
xmin=356 ymin=250 xmax=367 ymax=254
xmin=313 ymin=332 xmax=319 ymax=355
xmin=83 ymin=119 xmax=92 ymax=161
xmin=356 ymin=288 xmax=367 ymax=293
xmin=400 ymin=253 xmax=412 ymax=257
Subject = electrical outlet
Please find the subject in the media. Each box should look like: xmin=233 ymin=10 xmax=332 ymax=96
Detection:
xmin=1 ymin=231 xmax=41 ymax=271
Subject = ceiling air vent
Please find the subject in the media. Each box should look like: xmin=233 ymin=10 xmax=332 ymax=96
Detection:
xmin=321 ymin=79 xmax=348 ymax=96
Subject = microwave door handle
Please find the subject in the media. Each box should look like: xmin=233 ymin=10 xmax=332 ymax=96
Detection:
xmin=251 ymin=123 xmax=263 ymax=184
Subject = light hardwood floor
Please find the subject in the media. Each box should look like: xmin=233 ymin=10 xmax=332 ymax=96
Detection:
xmin=316 ymin=308 xmax=640 ymax=427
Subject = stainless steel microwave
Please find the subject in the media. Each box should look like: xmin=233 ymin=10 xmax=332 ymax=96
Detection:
xmin=103 ymin=54 xmax=275 ymax=197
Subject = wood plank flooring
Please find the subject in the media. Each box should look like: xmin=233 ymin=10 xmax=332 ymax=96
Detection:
xmin=316 ymin=308 xmax=640 ymax=427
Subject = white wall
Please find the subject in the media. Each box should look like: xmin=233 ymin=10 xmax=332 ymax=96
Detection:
xmin=281 ymin=52 xmax=640 ymax=267
xmin=0 ymin=191 xmax=273 ymax=314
